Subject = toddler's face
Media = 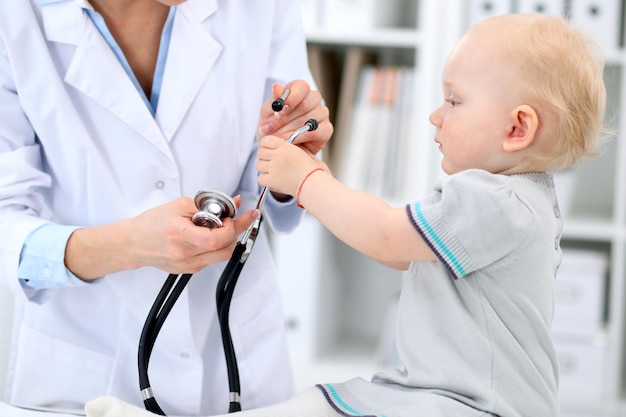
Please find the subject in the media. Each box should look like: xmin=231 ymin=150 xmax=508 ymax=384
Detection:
xmin=429 ymin=31 xmax=523 ymax=175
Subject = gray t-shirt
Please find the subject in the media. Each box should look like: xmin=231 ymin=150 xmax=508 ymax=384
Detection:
xmin=318 ymin=170 xmax=562 ymax=417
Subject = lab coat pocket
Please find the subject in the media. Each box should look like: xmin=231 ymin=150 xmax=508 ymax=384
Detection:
xmin=229 ymin=273 xmax=294 ymax=408
xmin=8 ymin=324 xmax=113 ymax=408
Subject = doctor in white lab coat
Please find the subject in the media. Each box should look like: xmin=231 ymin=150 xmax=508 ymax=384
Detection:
xmin=0 ymin=0 xmax=331 ymax=415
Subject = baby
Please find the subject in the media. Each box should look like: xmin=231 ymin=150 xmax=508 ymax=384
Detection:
xmin=86 ymin=12 xmax=606 ymax=417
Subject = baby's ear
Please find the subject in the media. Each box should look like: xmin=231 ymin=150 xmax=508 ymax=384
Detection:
xmin=503 ymin=104 xmax=538 ymax=152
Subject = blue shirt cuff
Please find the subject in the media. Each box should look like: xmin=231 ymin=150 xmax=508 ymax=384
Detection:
xmin=18 ymin=224 xmax=92 ymax=289
xmin=263 ymin=192 xmax=302 ymax=233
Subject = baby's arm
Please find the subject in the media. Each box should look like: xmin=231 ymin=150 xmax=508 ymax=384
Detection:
xmin=257 ymin=136 xmax=437 ymax=269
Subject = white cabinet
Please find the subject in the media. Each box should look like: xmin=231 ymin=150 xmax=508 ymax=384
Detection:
xmin=274 ymin=0 xmax=626 ymax=414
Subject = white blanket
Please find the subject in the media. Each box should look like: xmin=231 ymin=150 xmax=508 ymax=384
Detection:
xmin=84 ymin=388 xmax=339 ymax=417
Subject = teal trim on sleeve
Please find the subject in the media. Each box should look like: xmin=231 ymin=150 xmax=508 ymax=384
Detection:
xmin=321 ymin=384 xmax=388 ymax=417
xmin=412 ymin=201 xmax=467 ymax=277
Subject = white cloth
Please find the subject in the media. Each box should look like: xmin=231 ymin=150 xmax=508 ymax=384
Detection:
xmin=0 ymin=0 xmax=314 ymax=415
xmin=86 ymin=397 xmax=153 ymax=417
xmin=85 ymin=388 xmax=339 ymax=417
xmin=0 ymin=401 xmax=82 ymax=417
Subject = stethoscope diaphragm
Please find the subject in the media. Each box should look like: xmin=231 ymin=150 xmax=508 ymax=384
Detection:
xmin=192 ymin=189 xmax=237 ymax=228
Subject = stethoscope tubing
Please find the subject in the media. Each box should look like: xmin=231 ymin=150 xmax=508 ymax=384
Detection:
xmin=138 ymin=245 xmax=249 ymax=415
xmin=138 ymin=273 xmax=193 ymax=415
xmin=216 ymin=240 xmax=250 ymax=412
xmin=137 ymin=119 xmax=318 ymax=415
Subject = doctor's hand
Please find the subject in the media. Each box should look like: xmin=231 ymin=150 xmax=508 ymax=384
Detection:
xmin=64 ymin=198 xmax=258 ymax=280
xmin=257 ymin=80 xmax=333 ymax=155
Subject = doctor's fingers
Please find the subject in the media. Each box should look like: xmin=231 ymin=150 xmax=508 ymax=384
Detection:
xmin=187 ymin=211 xmax=256 ymax=250
xmin=160 ymin=218 xmax=243 ymax=273
xmin=273 ymin=88 xmax=324 ymax=129
xmin=265 ymin=107 xmax=332 ymax=156
xmin=180 ymin=212 xmax=259 ymax=272
xmin=295 ymin=117 xmax=333 ymax=155
xmin=258 ymin=87 xmax=330 ymax=139
xmin=264 ymin=80 xmax=312 ymax=119
xmin=274 ymin=88 xmax=332 ymax=154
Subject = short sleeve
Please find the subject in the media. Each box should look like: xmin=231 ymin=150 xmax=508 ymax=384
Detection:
xmin=406 ymin=170 xmax=536 ymax=279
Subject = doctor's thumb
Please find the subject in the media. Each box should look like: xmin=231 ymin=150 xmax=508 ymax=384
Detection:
xmin=228 ymin=208 xmax=259 ymax=236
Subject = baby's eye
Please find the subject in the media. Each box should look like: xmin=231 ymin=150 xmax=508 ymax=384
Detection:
xmin=445 ymin=98 xmax=458 ymax=107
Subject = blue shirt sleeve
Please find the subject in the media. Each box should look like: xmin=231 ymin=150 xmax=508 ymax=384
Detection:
xmin=263 ymin=193 xmax=301 ymax=233
xmin=18 ymin=224 xmax=92 ymax=289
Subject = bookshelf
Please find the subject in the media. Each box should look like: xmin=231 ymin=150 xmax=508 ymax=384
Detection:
xmin=273 ymin=1 xmax=626 ymax=416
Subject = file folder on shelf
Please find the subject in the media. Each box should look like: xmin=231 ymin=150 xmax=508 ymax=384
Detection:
xmin=516 ymin=0 xmax=565 ymax=16
xmin=322 ymin=0 xmax=403 ymax=30
xmin=467 ymin=0 xmax=513 ymax=26
xmin=300 ymin=0 xmax=321 ymax=30
xmin=568 ymin=0 xmax=622 ymax=49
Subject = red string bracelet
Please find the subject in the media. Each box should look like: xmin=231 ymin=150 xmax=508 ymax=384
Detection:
xmin=296 ymin=167 xmax=325 ymax=209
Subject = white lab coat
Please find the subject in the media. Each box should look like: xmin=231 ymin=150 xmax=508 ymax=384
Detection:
xmin=0 ymin=0 xmax=313 ymax=415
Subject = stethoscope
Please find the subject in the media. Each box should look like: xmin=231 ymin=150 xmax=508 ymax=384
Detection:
xmin=138 ymin=118 xmax=318 ymax=416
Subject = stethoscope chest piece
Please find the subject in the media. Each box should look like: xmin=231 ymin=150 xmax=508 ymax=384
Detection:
xmin=192 ymin=189 xmax=237 ymax=229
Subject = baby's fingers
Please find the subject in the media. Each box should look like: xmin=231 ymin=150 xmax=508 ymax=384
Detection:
xmin=259 ymin=135 xmax=286 ymax=149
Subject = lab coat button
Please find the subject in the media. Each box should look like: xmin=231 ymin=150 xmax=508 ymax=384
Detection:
xmin=43 ymin=267 xmax=52 ymax=277
xmin=180 ymin=352 xmax=190 ymax=359
xmin=553 ymin=206 xmax=561 ymax=218
xmin=155 ymin=181 xmax=165 ymax=189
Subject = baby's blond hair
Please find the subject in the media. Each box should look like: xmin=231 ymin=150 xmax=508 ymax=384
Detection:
xmin=471 ymin=14 xmax=607 ymax=171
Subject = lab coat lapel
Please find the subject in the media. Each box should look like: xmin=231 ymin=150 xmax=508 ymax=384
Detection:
xmin=156 ymin=0 xmax=221 ymax=141
xmin=40 ymin=1 xmax=171 ymax=155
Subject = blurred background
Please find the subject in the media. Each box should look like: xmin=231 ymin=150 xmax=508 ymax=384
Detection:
xmin=271 ymin=2 xmax=626 ymax=417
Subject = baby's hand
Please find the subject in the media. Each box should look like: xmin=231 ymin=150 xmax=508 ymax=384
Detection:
xmin=257 ymin=135 xmax=324 ymax=197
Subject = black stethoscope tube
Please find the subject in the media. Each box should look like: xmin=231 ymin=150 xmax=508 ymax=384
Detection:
xmin=138 ymin=119 xmax=318 ymax=415
xmin=137 ymin=216 xmax=263 ymax=416
xmin=215 ymin=240 xmax=250 ymax=413
xmin=138 ymin=241 xmax=250 ymax=416
xmin=138 ymin=273 xmax=193 ymax=415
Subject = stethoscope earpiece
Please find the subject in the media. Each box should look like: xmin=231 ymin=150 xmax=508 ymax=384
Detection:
xmin=192 ymin=189 xmax=237 ymax=228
